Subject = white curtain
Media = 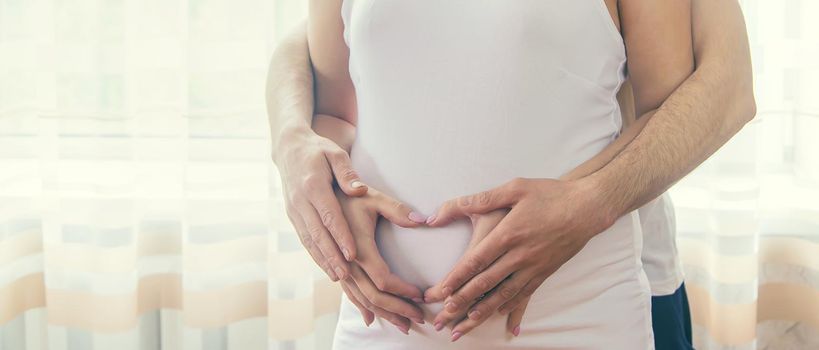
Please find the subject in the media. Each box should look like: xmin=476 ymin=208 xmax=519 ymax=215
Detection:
xmin=672 ymin=1 xmax=819 ymax=349
xmin=0 ymin=1 xmax=816 ymax=349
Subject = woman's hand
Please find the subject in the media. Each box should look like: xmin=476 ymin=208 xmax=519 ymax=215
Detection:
xmin=424 ymin=177 xmax=615 ymax=341
xmin=335 ymin=186 xmax=428 ymax=334
xmin=424 ymin=209 xmax=529 ymax=340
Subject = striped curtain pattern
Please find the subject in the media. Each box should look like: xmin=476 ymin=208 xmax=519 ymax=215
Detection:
xmin=0 ymin=0 xmax=817 ymax=349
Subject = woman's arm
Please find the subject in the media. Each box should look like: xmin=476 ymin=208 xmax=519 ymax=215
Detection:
xmin=308 ymin=0 xmax=357 ymax=123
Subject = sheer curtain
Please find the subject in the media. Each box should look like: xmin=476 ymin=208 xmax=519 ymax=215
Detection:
xmin=0 ymin=1 xmax=816 ymax=349
xmin=673 ymin=1 xmax=819 ymax=349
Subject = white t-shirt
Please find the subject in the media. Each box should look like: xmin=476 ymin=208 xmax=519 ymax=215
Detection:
xmin=639 ymin=192 xmax=685 ymax=296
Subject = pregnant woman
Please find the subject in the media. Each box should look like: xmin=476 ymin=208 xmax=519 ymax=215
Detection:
xmin=305 ymin=0 xmax=694 ymax=348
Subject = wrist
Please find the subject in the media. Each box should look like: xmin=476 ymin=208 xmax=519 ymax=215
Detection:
xmin=272 ymin=120 xmax=315 ymax=166
xmin=571 ymin=175 xmax=621 ymax=230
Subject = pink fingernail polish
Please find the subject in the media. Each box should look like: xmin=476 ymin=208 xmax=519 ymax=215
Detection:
xmin=512 ymin=325 xmax=521 ymax=337
xmin=425 ymin=214 xmax=437 ymax=225
xmin=451 ymin=331 xmax=463 ymax=342
xmin=434 ymin=322 xmax=443 ymax=331
xmin=408 ymin=211 xmax=427 ymax=223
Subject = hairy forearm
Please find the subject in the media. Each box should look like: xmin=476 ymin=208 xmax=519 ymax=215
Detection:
xmin=583 ymin=0 xmax=756 ymax=223
xmin=561 ymin=109 xmax=654 ymax=181
xmin=267 ymin=21 xmax=315 ymax=162
xmin=587 ymin=59 xmax=755 ymax=222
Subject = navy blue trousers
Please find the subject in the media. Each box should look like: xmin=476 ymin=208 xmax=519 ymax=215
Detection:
xmin=651 ymin=283 xmax=694 ymax=350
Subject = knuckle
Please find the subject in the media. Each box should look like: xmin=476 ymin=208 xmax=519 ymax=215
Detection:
xmin=318 ymin=208 xmax=335 ymax=228
xmin=451 ymin=293 xmax=467 ymax=307
xmin=306 ymin=224 xmax=324 ymax=240
xmin=457 ymin=195 xmax=473 ymax=208
xmin=474 ymin=305 xmax=491 ymax=320
xmin=499 ymin=284 xmax=519 ymax=300
xmin=474 ymin=276 xmax=494 ymax=293
xmin=301 ymin=175 xmax=325 ymax=193
xmin=300 ymin=233 xmax=315 ymax=248
xmin=508 ymin=177 xmax=527 ymax=195
xmin=477 ymin=190 xmax=493 ymax=207
xmin=465 ymin=256 xmax=485 ymax=275
xmin=325 ymin=148 xmax=346 ymax=160
xmin=338 ymin=167 xmax=358 ymax=181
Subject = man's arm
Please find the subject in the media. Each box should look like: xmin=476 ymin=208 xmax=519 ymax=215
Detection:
xmin=584 ymin=0 xmax=756 ymax=223
xmin=266 ymin=21 xmax=366 ymax=281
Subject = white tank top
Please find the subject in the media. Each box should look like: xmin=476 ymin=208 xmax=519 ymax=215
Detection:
xmin=334 ymin=1 xmax=655 ymax=348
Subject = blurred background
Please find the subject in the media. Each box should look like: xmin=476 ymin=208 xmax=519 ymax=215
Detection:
xmin=0 ymin=0 xmax=817 ymax=349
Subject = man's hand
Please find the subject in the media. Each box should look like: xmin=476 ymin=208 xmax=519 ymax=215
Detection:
xmin=335 ymin=186 xmax=427 ymax=334
xmin=423 ymin=177 xmax=613 ymax=341
xmin=425 ymin=209 xmax=528 ymax=340
xmin=275 ymin=125 xmax=372 ymax=281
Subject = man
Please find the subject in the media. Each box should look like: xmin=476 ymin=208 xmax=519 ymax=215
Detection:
xmin=267 ymin=0 xmax=755 ymax=348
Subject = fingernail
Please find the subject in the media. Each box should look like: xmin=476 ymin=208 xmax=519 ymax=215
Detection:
xmin=341 ymin=247 xmax=351 ymax=261
xmin=399 ymin=325 xmax=409 ymax=335
xmin=468 ymin=309 xmax=480 ymax=320
xmin=412 ymin=297 xmax=424 ymax=304
xmin=451 ymin=331 xmax=463 ymax=342
xmin=445 ymin=301 xmax=457 ymax=312
xmin=351 ymin=180 xmax=365 ymax=189
xmin=512 ymin=325 xmax=521 ymax=336
xmin=408 ymin=211 xmax=427 ymax=223
xmin=425 ymin=214 xmax=437 ymax=225
xmin=333 ymin=266 xmax=345 ymax=279
xmin=434 ymin=322 xmax=443 ymax=331
xmin=412 ymin=317 xmax=424 ymax=325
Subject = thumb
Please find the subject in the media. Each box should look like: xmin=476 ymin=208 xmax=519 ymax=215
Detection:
xmin=372 ymin=190 xmax=427 ymax=227
xmin=506 ymin=297 xmax=529 ymax=337
xmin=325 ymin=148 xmax=367 ymax=196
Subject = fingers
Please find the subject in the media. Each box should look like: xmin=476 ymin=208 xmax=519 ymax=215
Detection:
xmin=341 ymin=281 xmax=374 ymax=326
xmin=431 ymin=224 xmax=512 ymax=300
xmin=304 ymin=180 xmax=357 ymax=262
xmin=425 ymin=210 xmax=510 ymax=303
xmin=427 ymin=178 xmax=526 ymax=227
xmin=286 ymin=204 xmax=338 ymax=281
xmin=324 ymin=148 xmax=368 ymax=196
xmin=449 ymin=272 xmax=534 ymax=341
xmin=371 ymin=189 xmax=427 ymax=227
xmin=440 ymin=253 xmax=518 ymax=310
xmin=294 ymin=199 xmax=350 ymax=279
xmin=499 ymin=274 xmax=548 ymax=315
xmin=506 ymin=297 xmax=529 ymax=337
xmin=349 ymin=209 xmax=424 ymax=302
xmin=344 ymin=275 xmax=412 ymax=334
xmin=351 ymin=264 xmax=425 ymax=325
